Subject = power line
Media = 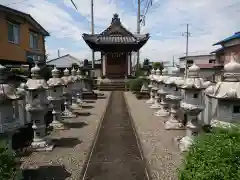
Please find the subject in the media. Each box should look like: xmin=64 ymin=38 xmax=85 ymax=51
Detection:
xmin=4 ymin=0 xmax=29 ymax=6
xmin=70 ymin=0 xmax=78 ymax=10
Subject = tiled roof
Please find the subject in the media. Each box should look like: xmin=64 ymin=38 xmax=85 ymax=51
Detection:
xmin=82 ymin=14 xmax=149 ymax=45
xmin=210 ymin=47 xmax=224 ymax=54
xmin=83 ymin=34 xmax=149 ymax=45
xmin=213 ymin=32 xmax=240 ymax=45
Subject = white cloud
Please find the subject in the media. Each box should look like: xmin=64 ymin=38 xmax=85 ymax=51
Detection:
xmin=1 ymin=0 xmax=239 ymax=64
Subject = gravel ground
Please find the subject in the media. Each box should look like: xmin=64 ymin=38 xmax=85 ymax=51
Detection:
xmin=124 ymin=92 xmax=185 ymax=180
xmin=20 ymin=91 xmax=111 ymax=180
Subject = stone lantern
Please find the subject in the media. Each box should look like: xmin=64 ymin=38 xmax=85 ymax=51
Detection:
xmin=47 ymin=67 xmax=65 ymax=130
xmin=164 ymin=67 xmax=185 ymax=130
xmin=61 ymin=68 xmax=76 ymax=118
xmin=15 ymin=83 xmax=31 ymax=127
xmin=146 ymin=69 xmax=155 ymax=104
xmin=76 ymin=68 xmax=84 ymax=105
xmin=25 ymin=63 xmax=53 ymax=151
xmin=0 ymin=64 xmax=21 ymax=149
xmin=206 ymin=54 xmax=240 ymax=127
xmin=178 ymin=63 xmax=206 ymax=152
xmin=151 ymin=69 xmax=161 ymax=109
xmin=70 ymin=68 xmax=80 ymax=110
xmin=140 ymin=76 xmax=149 ymax=93
xmin=154 ymin=68 xmax=169 ymax=117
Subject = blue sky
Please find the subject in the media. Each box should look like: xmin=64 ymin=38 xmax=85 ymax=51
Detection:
xmin=1 ymin=0 xmax=240 ymax=64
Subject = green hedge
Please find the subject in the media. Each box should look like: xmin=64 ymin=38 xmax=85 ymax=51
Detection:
xmin=126 ymin=78 xmax=144 ymax=92
xmin=0 ymin=140 xmax=22 ymax=180
xmin=178 ymin=126 xmax=240 ymax=180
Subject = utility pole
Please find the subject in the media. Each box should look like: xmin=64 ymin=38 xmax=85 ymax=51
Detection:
xmin=172 ymin=56 xmax=175 ymax=67
xmin=183 ymin=24 xmax=190 ymax=78
xmin=91 ymin=0 xmax=95 ymax=76
xmin=136 ymin=0 xmax=141 ymax=72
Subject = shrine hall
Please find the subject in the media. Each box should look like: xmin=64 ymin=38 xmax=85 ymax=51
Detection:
xmin=82 ymin=13 xmax=150 ymax=79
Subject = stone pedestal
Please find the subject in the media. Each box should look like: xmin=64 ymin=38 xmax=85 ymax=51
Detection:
xmin=165 ymin=96 xmax=184 ymax=130
xmin=154 ymin=91 xmax=169 ymax=117
xmin=47 ymin=67 xmax=65 ymax=130
xmin=179 ymin=113 xmax=200 ymax=152
xmin=150 ymin=87 xmax=161 ymax=109
xmin=61 ymin=68 xmax=77 ymax=118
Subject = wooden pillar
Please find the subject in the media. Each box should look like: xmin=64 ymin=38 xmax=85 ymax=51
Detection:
xmin=102 ymin=53 xmax=106 ymax=76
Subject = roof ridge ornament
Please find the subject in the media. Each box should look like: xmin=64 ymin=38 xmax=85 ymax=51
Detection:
xmin=111 ymin=13 xmax=120 ymax=24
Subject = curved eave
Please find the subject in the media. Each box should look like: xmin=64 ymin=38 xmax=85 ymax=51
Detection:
xmin=83 ymin=38 xmax=149 ymax=52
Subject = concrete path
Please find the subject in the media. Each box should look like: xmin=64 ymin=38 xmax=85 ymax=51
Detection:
xmin=82 ymin=91 xmax=148 ymax=180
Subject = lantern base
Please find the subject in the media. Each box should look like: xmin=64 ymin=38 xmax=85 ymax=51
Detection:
xmin=150 ymin=102 xmax=161 ymax=109
xmin=165 ymin=119 xmax=185 ymax=130
xmin=31 ymin=139 xmax=54 ymax=151
xmin=50 ymin=121 xmax=66 ymax=130
xmin=61 ymin=109 xmax=77 ymax=118
xmin=154 ymin=109 xmax=169 ymax=117
xmin=71 ymin=103 xmax=82 ymax=110
xmin=178 ymin=136 xmax=193 ymax=152
xmin=146 ymin=98 xmax=154 ymax=104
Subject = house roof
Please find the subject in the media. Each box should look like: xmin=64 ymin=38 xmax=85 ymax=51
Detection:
xmin=46 ymin=54 xmax=81 ymax=68
xmin=210 ymin=47 xmax=224 ymax=54
xmin=213 ymin=32 xmax=240 ymax=46
xmin=179 ymin=54 xmax=215 ymax=60
xmin=82 ymin=13 xmax=149 ymax=51
xmin=0 ymin=4 xmax=49 ymax=36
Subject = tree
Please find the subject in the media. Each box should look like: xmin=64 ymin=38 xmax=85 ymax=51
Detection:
xmin=143 ymin=58 xmax=150 ymax=66
xmin=152 ymin=62 xmax=164 ymax=70
xmin=71 ymin=63 xmax=79 ymax=69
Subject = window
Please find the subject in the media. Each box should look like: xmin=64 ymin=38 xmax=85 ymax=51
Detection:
xmin=209 ymin=59 xmax=215 ymax=63
xmin=30 ymin=32 xmax=39 ymax=49
xmin=193 ymin=93 xmax=198 ymax=98
xmin=233 ymin=105 xmax=240 ymax=113
xmin=8 ymin=22 xmax=20 ymax=44
xmin=187 ymin=60 xmax=193 ymax=64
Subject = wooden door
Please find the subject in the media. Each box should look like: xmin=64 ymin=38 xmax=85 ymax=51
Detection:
xmin=106 ymin=53 xmax=126 ymax=78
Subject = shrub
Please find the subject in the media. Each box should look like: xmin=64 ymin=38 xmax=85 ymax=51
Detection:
xmin=0 ymin=140 xmax=22 ymax=180
xmin=178 ymin=126 xmax=240 ymax=180
xmin=127 ymin=78 xmax=144 ymax=92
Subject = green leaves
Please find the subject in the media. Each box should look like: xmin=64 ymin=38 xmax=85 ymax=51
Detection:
xmin=0 ymin=140 xmax=22 ymax=180
xmin=178 ymin=127 xmax=240 ymax=180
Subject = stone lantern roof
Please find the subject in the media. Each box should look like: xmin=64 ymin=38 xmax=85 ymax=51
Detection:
xmin=70 ymin=67 xmax=78 ymax=82
xmin=47 ymin=66 xmax=64 ymax=87
xmin=181 ymin=63 xmax=206 ymax=89
xmin=62 ymin=68 xmax=73 ymax=85
xmin=206 ymin=54 xmax=240 ymax=99
xmin=0 ymin=64 xmax=20 ymax=101
xmin=26 ymin=63 xmax=48 ymax=90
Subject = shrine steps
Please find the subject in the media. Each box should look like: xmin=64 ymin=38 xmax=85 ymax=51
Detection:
xmin=97 ymin=78 xmax=129 ymax=91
